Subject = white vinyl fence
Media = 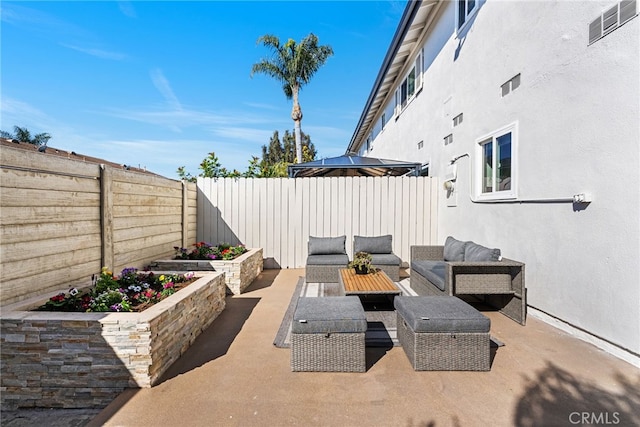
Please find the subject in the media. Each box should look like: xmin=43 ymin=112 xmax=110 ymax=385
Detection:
xmin=197 ymin=176 xmax=438 ymax=269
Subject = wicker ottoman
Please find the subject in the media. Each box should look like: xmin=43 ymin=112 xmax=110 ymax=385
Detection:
xmin=291 ymin=296 xmax=367 ymax=372
xmin=395 ymin=296 xmax=491 ymax=371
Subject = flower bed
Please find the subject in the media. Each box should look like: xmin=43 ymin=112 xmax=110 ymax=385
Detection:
xmin=0 ymin=272 xmax=226 ymax=410
xmin=38 ymin=268 xmax=197 ymax=313
xmin=149 ymin=247 xmax=263 ymax=295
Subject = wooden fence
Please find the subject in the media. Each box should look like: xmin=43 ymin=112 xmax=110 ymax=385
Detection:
xmin=197 ymin=176 xmax=438 ymax=269
xmin=0 ymin=145 xmax=196 ymax=305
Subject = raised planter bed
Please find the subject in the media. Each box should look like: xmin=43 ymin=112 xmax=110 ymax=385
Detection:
xmin=148 ymin=247 xmax=263 ymax=295
xmin=0 ymin=272 xmax=226 ymax=410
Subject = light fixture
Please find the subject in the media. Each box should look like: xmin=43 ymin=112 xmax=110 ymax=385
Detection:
xmin=443 ymin=180 xmax=455 ymax=191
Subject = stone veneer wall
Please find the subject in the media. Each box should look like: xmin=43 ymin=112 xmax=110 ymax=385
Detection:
xmin=149 ymin=247 xmax=263 ymax=295
xmin=0 ymin=272 xmax=226 ymax=410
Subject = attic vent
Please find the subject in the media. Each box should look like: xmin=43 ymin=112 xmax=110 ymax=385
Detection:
xmin=589 ymin=0 xmax=637 ymax=45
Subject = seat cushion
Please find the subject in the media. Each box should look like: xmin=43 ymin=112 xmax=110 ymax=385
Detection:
xmin=370 ymin=253 xmax=401 ymax=266
xmin=308 ymin=236 xmax=346 ymax=255
xmin=354 ymin=235 xmax=393 ymax=254
xmin=464 ymin=242 xmax=501 ymax=262
xmin=292 ymin=296 xmax=367 ymax=334
xmin=306 ymin=254 xmax=349 ymax=266
xmin=394 ymin=296 xmax=490 ymax=333
xmin=443 ymin=236 xmax=466 ymax=261
xmin=411 ymin=260 xmax=446 ymax=291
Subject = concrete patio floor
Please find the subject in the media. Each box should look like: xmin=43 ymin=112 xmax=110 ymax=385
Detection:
xmin=13 ymin=268 xmax=639 ymax=427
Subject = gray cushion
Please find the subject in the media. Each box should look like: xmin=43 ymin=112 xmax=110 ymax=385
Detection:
xmin=370 ymin=253 xmax=401 ymax=266
xmin=464 ymin=242 xmax=501 ymax=262
xmin=308 ymin=235 xmax=346 ymax=255
xmin=306 ymin=254 xmax=349 ymax=266
xmin=292 ymin=296 xmax=367 ymax=334
xmin=411 ymin=260 xmax=446 ymax=291
xmin=443 ymin=236 xmax=466 ymax=262
xmin=394 ymin=296 xmax=490 ymax=333
xmin=354 ymin=235 xmax=393 ymax=254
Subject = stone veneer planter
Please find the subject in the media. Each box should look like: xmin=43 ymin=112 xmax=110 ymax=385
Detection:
xmin=148 ymin=247 xmax=263 ymax=295
xmin=0 ymin=272 xmax=226 ymax=410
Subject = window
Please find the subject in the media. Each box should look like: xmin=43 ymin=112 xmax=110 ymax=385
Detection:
xmin=395 ymin=50 xmax=424 ymax=113
xmin=383 ymin=100 xmax=396 ymax=127
xmin=475 ymin=123 xmax=517 ymax=200
xmin=420 ymin=164 xmax=430 ymax=176
xmin=458 ymin=0 xmax=478 ymax=30
xmin=453 ymin=113 xmax=463 ymax=127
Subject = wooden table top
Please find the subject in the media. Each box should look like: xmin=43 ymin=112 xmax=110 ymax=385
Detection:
xmin=338 ymin=268 xmax=401 ymax=295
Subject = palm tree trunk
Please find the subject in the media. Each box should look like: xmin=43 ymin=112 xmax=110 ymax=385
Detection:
xmin=291 ymin=87 xmax=303 ymax=163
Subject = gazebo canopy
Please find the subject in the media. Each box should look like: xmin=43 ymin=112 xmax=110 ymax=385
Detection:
xmin=287 ymin=154 xmax=422 ymax=178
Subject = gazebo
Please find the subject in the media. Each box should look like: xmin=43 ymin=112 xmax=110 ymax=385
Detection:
xmin=287 ymin=154 xmax=422 ymax=178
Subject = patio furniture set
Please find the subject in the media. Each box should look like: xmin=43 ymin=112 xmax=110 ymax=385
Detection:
xmin=293 ymin=235 xmax=526 ymax=373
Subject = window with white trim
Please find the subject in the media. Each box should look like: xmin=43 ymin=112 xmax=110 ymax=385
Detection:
xmin=395 ymin=49 xmax=423 ymax=114
xmin=458 ymin=0 xmax=478 ymax=30
xmin=475 ymin=123 xmax=517 ymax=200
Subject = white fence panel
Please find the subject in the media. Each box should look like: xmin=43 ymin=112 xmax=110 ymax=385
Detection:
xmin=197 ymin=176 xmax=437 ymax=269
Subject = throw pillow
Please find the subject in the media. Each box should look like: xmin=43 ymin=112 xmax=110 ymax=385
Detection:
xmin=464 ymin=242 xmax=502 ymax=262
xmin=443 ymin=236 xmax=466 ymax=261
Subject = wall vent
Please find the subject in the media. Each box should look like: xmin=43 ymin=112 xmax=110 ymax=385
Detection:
xmin=589 ymin=0 xmax=637 ymax=45
xmin=501 ymin=73 xmax=521 ymax=97
xmin=444 ymin=134 xmax=453 ymax=145
xmin=453 ymin=113 xmax=464 ymax=127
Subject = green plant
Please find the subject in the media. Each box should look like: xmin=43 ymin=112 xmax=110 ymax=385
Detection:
xmin=37 ymin=267 xmax=196 ymax=313
xmin=348 ymin=251 xmax=375 ymax=274
xmin=173 ymin=242 xmax=248 ymax=261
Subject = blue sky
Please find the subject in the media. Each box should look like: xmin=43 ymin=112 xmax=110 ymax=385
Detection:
xmin=1 ymin=1 xmax=406 ymax=178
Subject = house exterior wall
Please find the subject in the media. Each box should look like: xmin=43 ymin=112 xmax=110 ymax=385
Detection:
xmin=363 ymin=0 xmax=639 ymax=365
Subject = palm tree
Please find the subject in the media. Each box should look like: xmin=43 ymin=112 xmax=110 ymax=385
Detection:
xmin=251 ymin=33 xmax=333 ymax=163
xmin=1 ymin=125 xmax=51 ymax=147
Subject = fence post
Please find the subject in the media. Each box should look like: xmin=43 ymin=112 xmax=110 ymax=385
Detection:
xmin=182 ymin=180 xmax=189 ymax=248
xmin=100 ymin=164 xmax=114 ymax=270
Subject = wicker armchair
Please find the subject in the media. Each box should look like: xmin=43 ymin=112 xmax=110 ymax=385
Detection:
xmin=410 ymin=242 xmax=526 ymax=325
xmin=305 ymin=236 xmax=349 ymax=283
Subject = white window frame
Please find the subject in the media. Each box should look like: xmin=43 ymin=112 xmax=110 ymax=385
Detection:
xmin=474 ymin=122 xmax=518 ymax=201
xmin=457 ymin=0 xmax=480 ymax=34
xmin=395 ymin=49 xmax=424 ymax=115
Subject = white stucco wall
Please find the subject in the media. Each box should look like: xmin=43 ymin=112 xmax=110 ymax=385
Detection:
xmin=369 ymin=1 xmax=639 ymax=364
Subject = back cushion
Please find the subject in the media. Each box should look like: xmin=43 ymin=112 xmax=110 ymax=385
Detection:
xmin=443 ymin=236 xmax=466 ymax=261
xmin=354 ymin=235 xmax=393 ymax=254
xmin=464 ymin=242 xmax=502 ymax=262
xmin=308 ymin=235 xmax=346 ymax=255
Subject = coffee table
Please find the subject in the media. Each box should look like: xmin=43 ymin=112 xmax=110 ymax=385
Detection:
xmin=338 ymin=268 xmax=401 ymax=309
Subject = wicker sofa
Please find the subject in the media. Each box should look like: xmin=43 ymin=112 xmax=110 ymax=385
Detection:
xmin=410 ymin=236 xmax=526 ymax=325
xmin=305 ymin=235 xmax=350 ymax=283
